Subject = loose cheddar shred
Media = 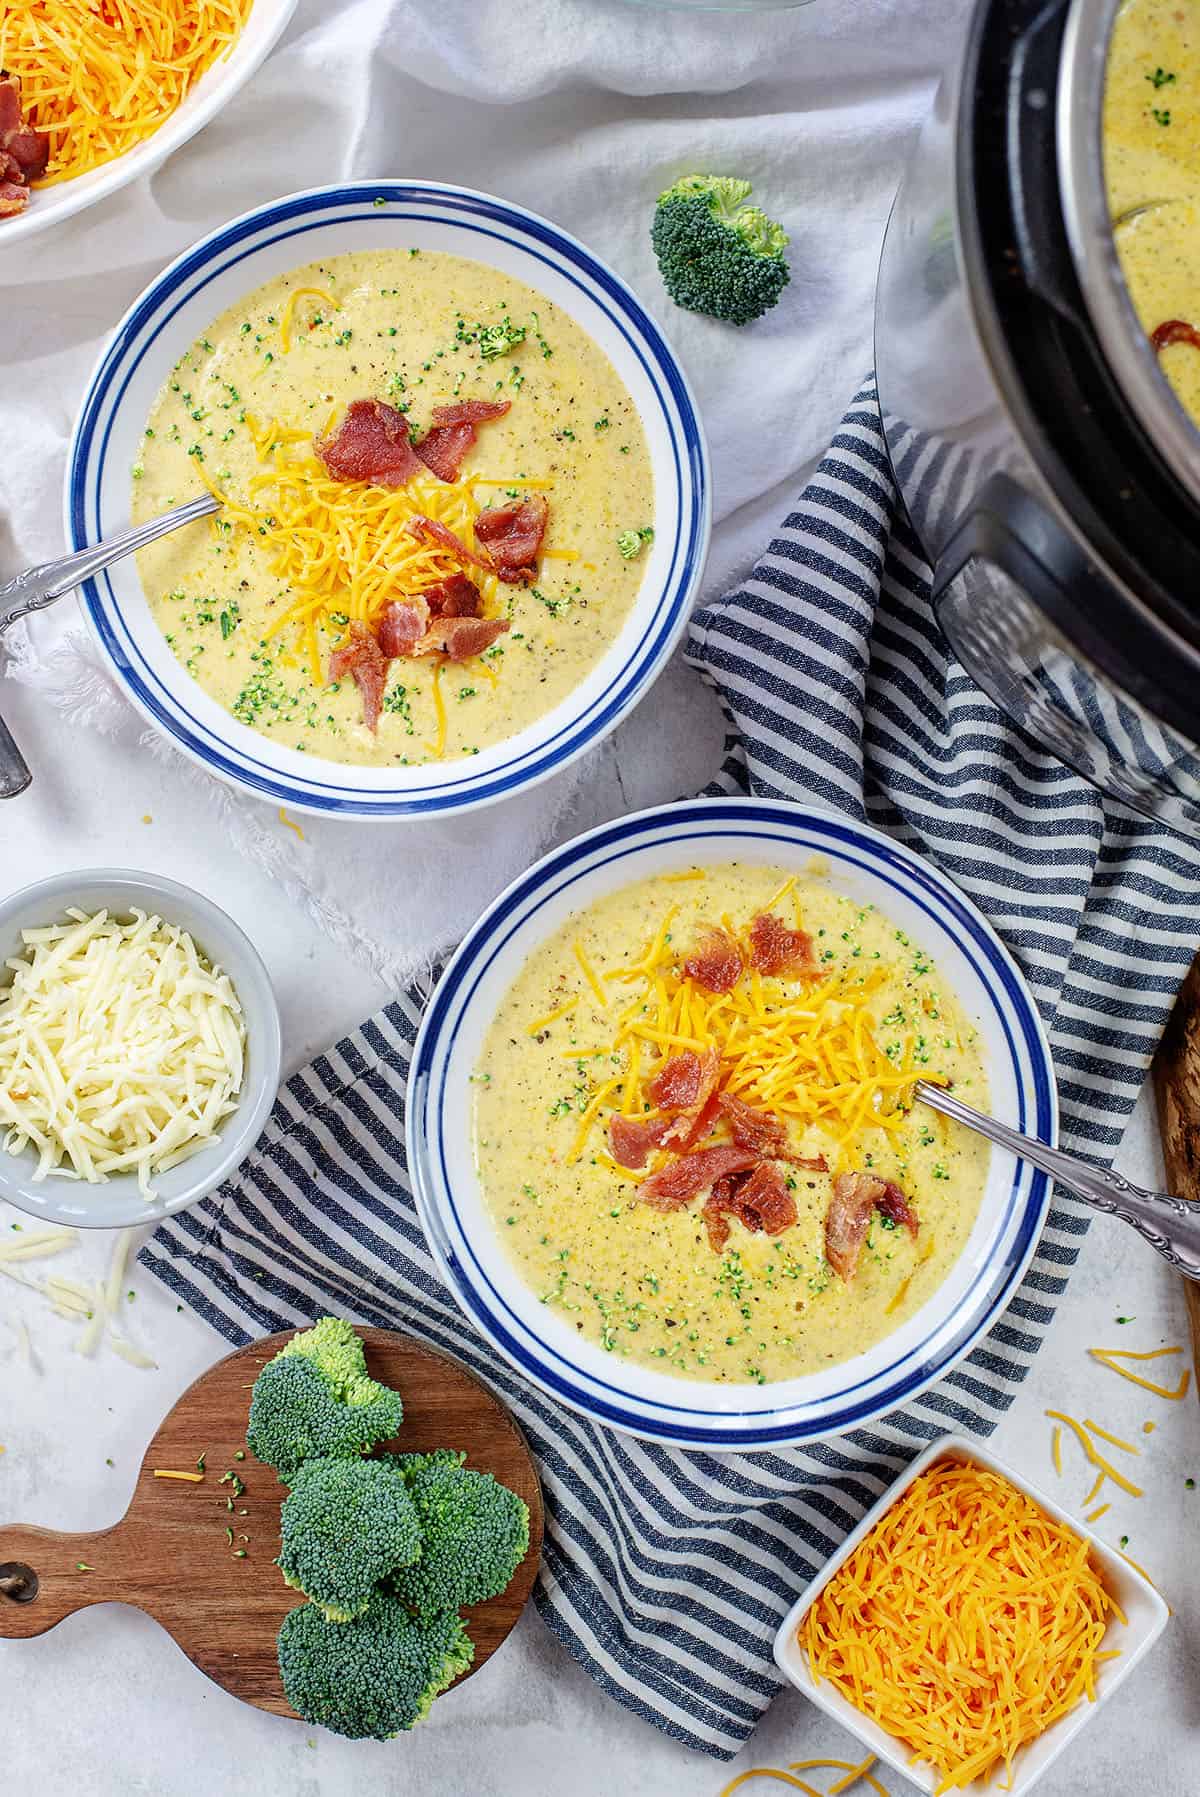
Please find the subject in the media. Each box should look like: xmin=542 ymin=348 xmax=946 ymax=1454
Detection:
xmin=1 ymin=1 xmax=253 ymax=188
xmin=1089 ymin=1345 xmax=1191 ymax=1401
xmin=800 ymin=1461 xmax=1123 ymax=1794
xmin=1045 ymin=1411 xmax=1144 ymax=1499
xmin=153 ymin=1469 xmax=205 ymax=1483
xmin=720 ymin=1767 xmax=889 ymax=1797
xmin=526 ymin=997 xmax=578 ymax=1036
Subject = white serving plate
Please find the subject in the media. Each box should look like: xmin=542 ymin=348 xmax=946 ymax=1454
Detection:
xmin=65 ymin=181 xmax=710 ymax=818
xmin=407 ymin=797 xmax=1057 ymax=1449
xmin=0 ymin=0 xmax=297 ymax=248
xmin=774 ymin=1433 xmax=1170 ymax=1797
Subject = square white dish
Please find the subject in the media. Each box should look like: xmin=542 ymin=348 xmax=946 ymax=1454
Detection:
xmin=773 ymin=1433 xmax=1170 ymax=1797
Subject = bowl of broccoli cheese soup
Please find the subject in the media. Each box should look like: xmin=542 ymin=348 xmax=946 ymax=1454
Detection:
xmin=65 ymin=181 xmax=709 ymax=818
xmin=407 ymin=799 xmax=1056 ymax=1450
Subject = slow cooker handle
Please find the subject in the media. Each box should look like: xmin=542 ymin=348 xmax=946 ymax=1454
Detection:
xmin=930 ymin=471 xmax=1084 ymax=613
xmin=1006 ymin=0 xmax=1082 ymax=326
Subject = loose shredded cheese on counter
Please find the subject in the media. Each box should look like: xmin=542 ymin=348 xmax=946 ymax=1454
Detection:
xmin=1 ymin=0 xmax=253 ymax=188
xmin=0 ymin=908 xmax=246 ymax=1200
xmin=800 ymin=1461 xmax=1123 ymax=1794
xmin=1088 ymin=1345 xmax=1191 ymax=1400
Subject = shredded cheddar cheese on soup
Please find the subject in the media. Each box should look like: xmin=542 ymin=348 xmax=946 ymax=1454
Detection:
xmin=199 ymin=425 xmax=509 ymax=685
xmin=0 ymin=0 xmax=253 ymax=188
xmin=801 ymin=1461 xmax=1123 ymax=1793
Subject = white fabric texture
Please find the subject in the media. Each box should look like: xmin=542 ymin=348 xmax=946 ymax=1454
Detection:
xmin=0 ymin=0 xmax=963 ymax=980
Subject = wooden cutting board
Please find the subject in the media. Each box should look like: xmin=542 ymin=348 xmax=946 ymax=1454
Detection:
xmin=0 ymin=1328 xmax=543 ymax=1716
xmin=1152 ymin=954 xmax=1200 ymax=1385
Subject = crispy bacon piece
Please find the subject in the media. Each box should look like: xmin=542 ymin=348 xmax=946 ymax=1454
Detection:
xmin=414 ymin=421 xmax=475 ymax=483
xmin=431 ymin=400 xmax=512 ymax=426
xmin=408 ymin=515 xmax=493 ymax=573
xmin=609 ymin=1113 xmax=675 ymax=1172
xmin=825 ymin=1170 xmax=917 ymax=1279
xmin=414 ymin=401 xmax=510 ymax=482
xmin=825 ymin=1171 xmax=883 ymax=1282
xmin=0 ymin=74 xmax=48 ymax=219
xmin=1152 ymin=319 xmax=1200 ymax=356
xmin=475 ymin=494 xmax=548 ymax=585
xmin=729 ymin=1163 xmax=797 ymax=1237
xmin=682 ymin=924 xmax=744 ymax=994
xmin=717 ymin=1092 xmax=789 ymax=1158
xmin=647 ymin=1050 xmax=707 ymax=1112
xmin=328 ymin=622 xmax=389 ymax=731
xmin=792 ymin=1153 xmax=829 ymax=1173
xmin=415 ymin=616 xmax=509 ymax=661
xmin=647 ymin=1048 xmax=721 ymax=1148
xmin=420 ymin=575 xmax=482 ymax=619
xmin=877 ymin=1179 xmax=919 ymax=1237
xmin=316 ymin=399 xmax=423 ymax=487
xmin=375 ymin=598 xmax=430 ymax=658
xmin=641 ymin=1145 xmax=757 ymax=1212
xmin=748 ymin=910 xmax=816 ymax=978
xmin=703 ymin=1176 xmax=738 ymax=1253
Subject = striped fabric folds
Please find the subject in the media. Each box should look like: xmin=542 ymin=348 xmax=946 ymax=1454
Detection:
xmin=143 ymin=379 xmax=1200 ymax=1759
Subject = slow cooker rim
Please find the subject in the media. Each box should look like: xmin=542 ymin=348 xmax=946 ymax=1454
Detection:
xmin=950 ymin=0 xmax=1200 ymax=741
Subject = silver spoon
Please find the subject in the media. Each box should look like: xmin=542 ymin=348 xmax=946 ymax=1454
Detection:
xmin=0 ymin=493 xmax=220 ymax=798
xmin=915 ymin=1078 xmax=1200 ymax=1280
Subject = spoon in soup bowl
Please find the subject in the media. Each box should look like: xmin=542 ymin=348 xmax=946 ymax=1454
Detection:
xmin=0 ymin=491 xmax=220 ymax=797
xmin=914 ymin=1078 xmax=1200 ymax=1280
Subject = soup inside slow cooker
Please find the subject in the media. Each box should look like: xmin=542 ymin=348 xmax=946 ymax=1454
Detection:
xmin=1106 ymin=0 xmax=1200 ymax=425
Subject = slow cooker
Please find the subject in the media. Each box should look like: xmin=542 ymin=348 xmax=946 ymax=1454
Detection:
xmin=875 ymin=0 xmax=1200 ymax=836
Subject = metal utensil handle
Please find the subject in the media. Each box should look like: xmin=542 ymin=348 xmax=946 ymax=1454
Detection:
xmin=915 ymin=1079 xmax=1200 ymax=1279
xmin=0 ymin=708 xmax=31 ymax=798
xmin=0 ymin=493 xmax=219 ymax=637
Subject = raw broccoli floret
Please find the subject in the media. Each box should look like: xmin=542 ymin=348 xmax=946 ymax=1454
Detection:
xmin=278 ymin=1457 xmax=422 ymax=1622
xmin=385 ymin=1449 xmax=530 ymax=1620
xmin=246 ymin=1318 xmax=403 ymax=1477
xmin=278 ymin=1592 xmax=473 ymax=1739
xmin=651 ymin=175 xmax=789 ymax=326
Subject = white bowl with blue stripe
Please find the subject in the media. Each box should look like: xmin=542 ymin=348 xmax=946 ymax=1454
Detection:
xmin=408 ymin=797 xmax=1057 ymax=1450
xmin=64 ymin=181 xmax=710 ymax=818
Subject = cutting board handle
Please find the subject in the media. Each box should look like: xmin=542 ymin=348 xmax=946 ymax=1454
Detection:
xmin=0 ymin=1521 xmax=128 ymax=1637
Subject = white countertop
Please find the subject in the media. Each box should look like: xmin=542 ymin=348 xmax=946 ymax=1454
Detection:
xmin=4 ymin=662 xmax=1200 ymax=1797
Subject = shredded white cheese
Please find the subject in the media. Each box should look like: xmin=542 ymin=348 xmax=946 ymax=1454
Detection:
xmin=0 ymin=908 xmax=246 ymax=1199
xmin=0 ymin=1223 xmax=155 ymax=1366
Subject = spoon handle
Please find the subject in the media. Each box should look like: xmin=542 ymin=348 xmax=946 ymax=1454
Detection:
xmin=0 ymin=493 xmax=219 ymax=637
xmin=914 ymin=1078 xmax=1200 ymax=1281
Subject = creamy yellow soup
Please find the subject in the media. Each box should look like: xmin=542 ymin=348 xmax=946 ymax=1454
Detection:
xmin=1106 ymin=0 xmax=1200 ymax=422
xmin=474 ymin=865 xmax=990 ymax=1386
xmin=133 ymin=250 xmax=654 ymax=766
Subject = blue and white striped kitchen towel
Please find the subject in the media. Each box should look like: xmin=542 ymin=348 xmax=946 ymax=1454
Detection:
xmin=142 ymin=378 xmax=1200 ymax=1759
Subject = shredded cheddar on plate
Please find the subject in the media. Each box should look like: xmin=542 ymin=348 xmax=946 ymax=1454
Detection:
xmin=800 ymin=1460 xmax=1123 ymax=1793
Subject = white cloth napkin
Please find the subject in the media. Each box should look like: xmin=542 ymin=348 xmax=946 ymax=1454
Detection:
xmin=1 ymin=0 xmax=966 ymax=983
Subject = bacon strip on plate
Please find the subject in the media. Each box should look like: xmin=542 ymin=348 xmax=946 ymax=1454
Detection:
xmin=475 ymin=495 xmax=548 ymax=585
xmin=316 ymin=399 xmax=423 ymax=487
xmin=0 ymin=75 xmax=49 ymax=219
